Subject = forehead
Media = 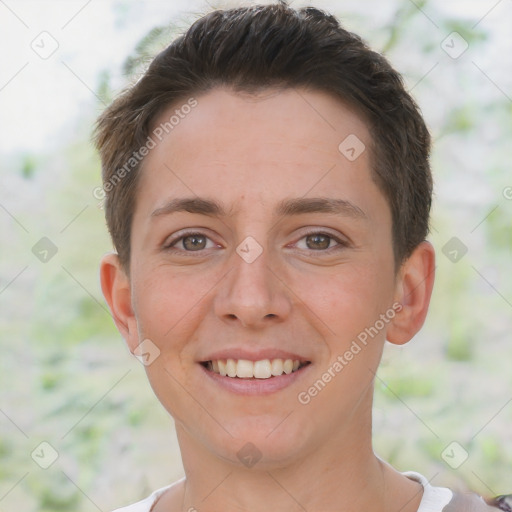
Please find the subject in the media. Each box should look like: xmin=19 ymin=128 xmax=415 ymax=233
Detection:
xmin=148 ymin=86 xmax=370 ymax=164
xmin=137 ymin=87 xmax=385 ymax=221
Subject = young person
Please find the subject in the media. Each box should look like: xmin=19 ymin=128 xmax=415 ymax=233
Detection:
xmin=95 ymin=3 xmax=510 ymax=511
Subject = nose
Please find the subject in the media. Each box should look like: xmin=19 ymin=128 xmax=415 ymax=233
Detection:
xmin=213 ymin=246 xmax=292 ymax=329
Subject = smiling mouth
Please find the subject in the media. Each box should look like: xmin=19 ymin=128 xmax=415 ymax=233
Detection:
xmin=201 ymin=358 xmax=311 ymax=379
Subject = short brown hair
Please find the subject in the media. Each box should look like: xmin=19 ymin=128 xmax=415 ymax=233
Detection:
xmin=94 ymin=2 xmax=432 ymax=271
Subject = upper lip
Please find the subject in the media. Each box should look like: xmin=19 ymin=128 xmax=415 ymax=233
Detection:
xmin=199 ymin=348 xmax=311 ymax=363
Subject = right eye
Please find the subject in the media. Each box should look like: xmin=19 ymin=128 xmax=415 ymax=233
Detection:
xmin=164 ymin=232 xmax=219 ymax=252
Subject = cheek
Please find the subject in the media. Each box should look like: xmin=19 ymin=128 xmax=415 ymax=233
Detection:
xmin=131 ymin=266 xmax=211 ymax=346
xmin=293 ymin=264 xmax=393 ymax=339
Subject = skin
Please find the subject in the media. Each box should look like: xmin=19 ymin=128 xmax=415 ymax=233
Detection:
xmin=101 ymin=87 xmax=435 ymax=512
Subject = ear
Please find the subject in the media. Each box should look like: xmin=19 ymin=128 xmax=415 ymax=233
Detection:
xmin=100 ymin=253 xmax=139 ymax=352
xmin=387 ymin=241 xmax=436 ymax=345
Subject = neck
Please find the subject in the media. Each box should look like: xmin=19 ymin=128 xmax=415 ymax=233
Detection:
xmin=174 ymin=401 xmax=422 ymax=512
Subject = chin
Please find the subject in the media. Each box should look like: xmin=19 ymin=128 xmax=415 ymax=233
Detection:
xmin=208 ymin=414 xmax=314 ymax=469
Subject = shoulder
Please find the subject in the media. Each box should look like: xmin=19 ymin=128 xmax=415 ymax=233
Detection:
xmin=403 ymin=471 xmax=453 ymax=511
xmin=445 ymin=492 xmax=511 ymax=511
xmin=109 ymin=484 xmax=174 ymax=512
xmin=486 ymin=496 xmax=512 ymax=512
xmin=403 ymin=471 xmax=512 ymax=512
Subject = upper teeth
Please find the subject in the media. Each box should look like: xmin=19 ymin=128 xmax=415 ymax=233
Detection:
xmin=207 ymin=359 xmax=303 ymax=379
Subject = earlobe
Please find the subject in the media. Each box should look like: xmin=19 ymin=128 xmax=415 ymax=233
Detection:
xmin=387 ymin=241 xmax=436 ymax=346
xmin=100 ymin=253 xmax=139 ymax=351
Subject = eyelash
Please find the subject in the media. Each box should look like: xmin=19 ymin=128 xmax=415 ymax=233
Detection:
xmin=164 ymin=229 xmax=349 ymax=254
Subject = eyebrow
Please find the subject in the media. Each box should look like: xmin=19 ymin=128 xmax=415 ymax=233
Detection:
xmin=151 ymin=197 xmax=367 ymax=220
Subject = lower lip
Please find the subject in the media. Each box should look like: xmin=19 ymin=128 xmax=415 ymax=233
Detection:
xmin=199 ymin=364 xmax=311 ymax=395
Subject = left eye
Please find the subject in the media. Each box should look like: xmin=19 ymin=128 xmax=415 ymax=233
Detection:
xmin=295 ymin=232 xmax=344 ymax=251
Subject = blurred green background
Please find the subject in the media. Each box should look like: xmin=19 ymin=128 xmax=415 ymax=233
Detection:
xmin=1 ymin=1 xmax=511 ymax=510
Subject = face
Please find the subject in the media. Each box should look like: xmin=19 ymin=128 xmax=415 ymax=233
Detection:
xmin=103 ymin=87 xmax=421 ymax=469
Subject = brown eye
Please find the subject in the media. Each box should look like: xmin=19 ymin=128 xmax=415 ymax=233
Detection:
xmin=305 ymin=233 xmax=333 ymax=250
xmin=181 ymin=234 xmax=207 ymax=250
xmin=293 ymin=230 xmax=347 ymax=253
xmin=164 ymin=231 xmax=219 ymax=254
